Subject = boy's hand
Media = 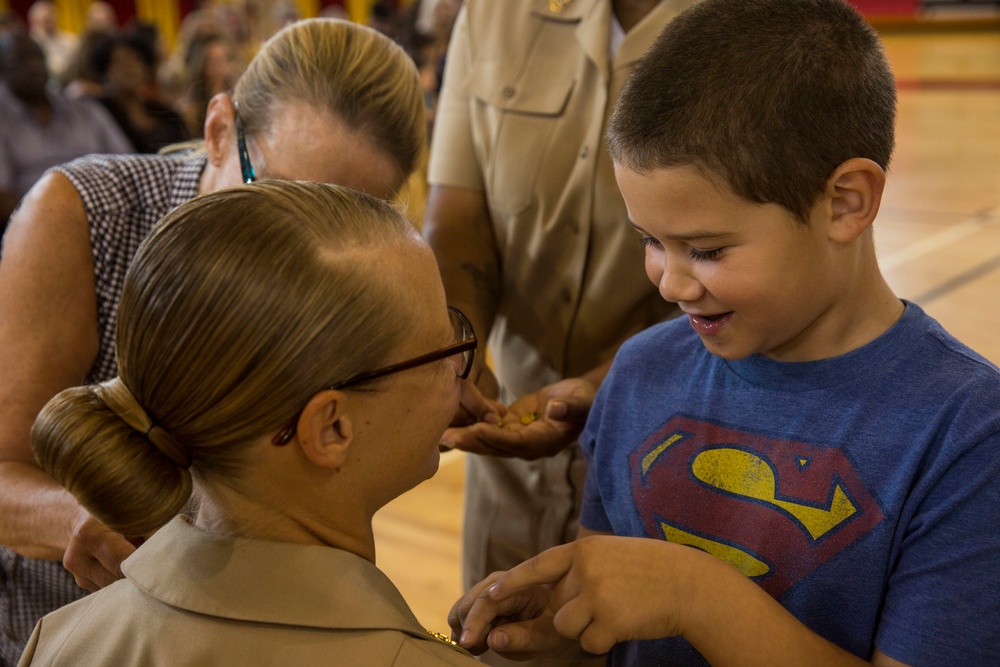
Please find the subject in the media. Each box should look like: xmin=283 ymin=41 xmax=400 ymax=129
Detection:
xmin=449 ymin=570 xmax=576 ymax=660
xmin=440 ymin=378 xmax=595 ymax=459
xmin=482 ymin=536 xmax=692 ymax=656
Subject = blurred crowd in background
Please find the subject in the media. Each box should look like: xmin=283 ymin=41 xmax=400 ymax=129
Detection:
xmin=1 ymin=0 xmax=459 ymax=143
xmin=0 ymin=0 xmax=460 ymax=228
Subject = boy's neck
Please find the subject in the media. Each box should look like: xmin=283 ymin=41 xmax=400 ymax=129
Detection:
xmin=782 ymin=263 xmax=904 ymax=363
xmin=836 ymin=268 xmax=905 ymax=356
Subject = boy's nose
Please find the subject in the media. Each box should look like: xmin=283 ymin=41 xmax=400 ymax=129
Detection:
xmin=658 ymin=264 xmax=702 ymax=304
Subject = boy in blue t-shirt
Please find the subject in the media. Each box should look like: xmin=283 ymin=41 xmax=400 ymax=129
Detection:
xmin=449 ymin=1 xmax=1000 ymax=665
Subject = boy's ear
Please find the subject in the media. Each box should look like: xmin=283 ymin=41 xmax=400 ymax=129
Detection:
xmin=203 ymin=93 xmax=237 ymax=168
xmin=824 ymin=157 xmax=886 ymax=244
xmin=295 ymin=390 xmax=352 ymax=471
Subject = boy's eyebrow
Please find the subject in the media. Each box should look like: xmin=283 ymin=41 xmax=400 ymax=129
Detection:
xmin=627 ymin=218 xmax=734 ymax=242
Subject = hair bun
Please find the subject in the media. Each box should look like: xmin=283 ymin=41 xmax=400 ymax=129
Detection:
xmin=93 ymin=379 xmax=192 ymax=469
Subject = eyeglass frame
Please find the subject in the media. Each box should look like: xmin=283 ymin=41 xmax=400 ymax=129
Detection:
xmin=234 ymin=102 xmax=257 ymax=184
xmin=271 ymin=306 xmax=478 ymax=446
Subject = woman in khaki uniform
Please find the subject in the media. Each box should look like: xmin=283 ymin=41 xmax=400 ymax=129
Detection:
xmin=19 ymin=182 xmax=481 ymax=666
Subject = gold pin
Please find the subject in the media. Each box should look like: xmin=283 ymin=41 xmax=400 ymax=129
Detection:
xmin=520 ymin=411 xmax=540 ymax=425
xmin=427 ymin=631 xmax=460 ymax=647
xmin=549 ymin=0 xmax=572 ymax=13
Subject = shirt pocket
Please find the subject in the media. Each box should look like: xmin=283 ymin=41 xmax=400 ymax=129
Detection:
xmin=469 ymin=62 xmax=575 ymax=217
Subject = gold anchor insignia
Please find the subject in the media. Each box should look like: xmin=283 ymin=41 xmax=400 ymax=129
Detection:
xmin=549 ymin=0 xmax=573 ymax=13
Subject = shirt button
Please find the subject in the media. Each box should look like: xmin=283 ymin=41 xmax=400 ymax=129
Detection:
xmin=502 ymin=86 xmax=515 ymax=99
xmin=580 ymin=146 xmax=589 ymax=159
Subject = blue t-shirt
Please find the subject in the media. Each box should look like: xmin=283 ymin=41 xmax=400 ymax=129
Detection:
xmin=580 ymin=302 xmax=1000 ymax=666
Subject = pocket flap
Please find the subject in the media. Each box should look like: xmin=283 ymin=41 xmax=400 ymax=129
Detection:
xmin=469 ymin=61 xmax=575 ymax=116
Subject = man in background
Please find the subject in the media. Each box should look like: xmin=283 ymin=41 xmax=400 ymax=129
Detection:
xmin=0 ymin=32 xmax=132 ymax=232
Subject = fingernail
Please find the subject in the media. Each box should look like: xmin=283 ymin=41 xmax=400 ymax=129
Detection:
xmin=487 ymin=583 xmax=501 ymax=598
xmin=490 ymin=630 xmax=508 ymax=651
xmin=547 ymin=401 xmax=567 ymax=419
xmin=459 ymin=630 xmax=470 ymax=645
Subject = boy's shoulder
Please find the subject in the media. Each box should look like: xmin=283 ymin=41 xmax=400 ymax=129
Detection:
xmin=899 ymin=304 xmax=1000 ymax=388
xmin=616 ymin=316 xmax=703 ymax=365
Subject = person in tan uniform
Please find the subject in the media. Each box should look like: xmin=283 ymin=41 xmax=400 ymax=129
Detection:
xmin=18 ymin=182 xmax=482 ymax=666
xmin=0 ymin=18 xmax=431 ymax=663
xmin=425 ymin=2 xmax=690 ymax=663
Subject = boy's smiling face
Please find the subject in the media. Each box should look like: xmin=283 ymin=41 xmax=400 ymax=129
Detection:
xmin=616 ymin=163 xmax=849 ymax=363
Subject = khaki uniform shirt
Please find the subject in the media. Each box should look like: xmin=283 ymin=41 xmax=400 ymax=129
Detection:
xmin=17 ymin=517 xmax=475 ymax=667
xmin=429 ymin=0 xmax=686 ymax=400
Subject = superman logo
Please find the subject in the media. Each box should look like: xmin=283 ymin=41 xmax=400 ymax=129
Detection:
xmin=629 ymin=414 xmax=883 ymax=598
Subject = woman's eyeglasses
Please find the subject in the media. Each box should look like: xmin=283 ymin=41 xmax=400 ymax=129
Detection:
xmin=235 ymin=104 xmax=257 ymax=184
xmin=271 ymin=307 xmax=478 ymax=446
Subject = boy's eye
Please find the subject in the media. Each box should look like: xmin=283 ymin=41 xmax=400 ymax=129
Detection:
xmin=688 ymin=247 xmax=725 ymax=261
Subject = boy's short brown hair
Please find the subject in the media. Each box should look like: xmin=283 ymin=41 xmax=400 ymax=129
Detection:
xmin=609 ymin=0 xmax=896 ymax=222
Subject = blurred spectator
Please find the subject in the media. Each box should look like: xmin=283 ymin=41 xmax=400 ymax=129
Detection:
xmin=174 ymin=31 xmax=241 ymax=137
xmin=319 ymin=5 xmax=349 ymax=21
xmin=0 ymin=10 xmax=24 ymax=38
xmin=27 ymin=0 xmax=79 ymax=81
xmin=0 ymin=31 xmax=132 ymax=227
xmin=401 ymin=0 xmax=460 ymax=139
xmin=63 ymin=30 xmax=109 ymax=99
xmin=89 ymin=32 xmax=189 ymax=153
xmin=84 ymin=1 xmax=118 ymax=33
xmin=270 ymin=1 xmax=300 ymax=33
xmin=368 ymin=1 xmax=400 ymax=41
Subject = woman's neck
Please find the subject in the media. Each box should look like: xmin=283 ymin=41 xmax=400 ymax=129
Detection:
xmin=193 ymin=481 xmax=378 ymax=562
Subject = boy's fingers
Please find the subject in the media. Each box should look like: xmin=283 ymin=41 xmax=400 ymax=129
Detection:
xmin=450 ymin=572 xmax=503 ymax=626
xmin=490 ymin=544 xmax=575 ymax=599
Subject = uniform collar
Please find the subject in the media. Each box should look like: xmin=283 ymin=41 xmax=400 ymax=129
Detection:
xmin=614 ymin=1 xmax=698 ymax=68
xmin=122 ymin=516 xmax=437 ymax=641
xmin=525 ymin=1 xmax=696 ymax=79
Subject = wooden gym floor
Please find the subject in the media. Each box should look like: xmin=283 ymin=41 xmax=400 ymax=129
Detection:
xmin=373 ymin=27 xmax=1000 ymax=636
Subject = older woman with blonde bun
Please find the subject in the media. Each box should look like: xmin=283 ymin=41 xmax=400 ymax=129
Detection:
xmin=0 ymin=17 xmax=440 ymax=661
xmin=21 ymin=181 xmax=481 ymax=666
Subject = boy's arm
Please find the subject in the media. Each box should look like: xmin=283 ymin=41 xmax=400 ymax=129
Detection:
xmin=460 ymin=535 xmax=912 ymax=667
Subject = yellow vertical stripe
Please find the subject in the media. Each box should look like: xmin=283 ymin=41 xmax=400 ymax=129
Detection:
xmin=135 ymin=0 xmax=180 ymax=52
xmin=295 ymin=0 xmax=321 ymax=19
xmin=345 ymin=0 xmax=374 ymax=24
xmin=55 ymin=0 xmax=86 ymax=34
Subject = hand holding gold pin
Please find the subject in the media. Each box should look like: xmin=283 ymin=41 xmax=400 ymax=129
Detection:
xmin=442 ymin=378 xmax=597 ymax=459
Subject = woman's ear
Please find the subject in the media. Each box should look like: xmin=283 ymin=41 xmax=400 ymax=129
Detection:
xmin=825 ymin=157 xmax=886 ymax=244
xmin=203 ymin=93 xmax=236 ymax=168
xmin=295 ymin=390 xmax=352 ymax=471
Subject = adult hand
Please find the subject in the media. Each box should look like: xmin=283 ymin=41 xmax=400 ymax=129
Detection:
xmin=479 ymin=536 xmax=692 ymax=656
xmin=449 ymin=570 xmax=574 ymax=660
xmin=441 ymin=377 xmax=596 ymax=459
xmin=63 ymin=509 xmax=138 ymax=592
xmin=449 ymin=366 xmax=505 ymax=429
